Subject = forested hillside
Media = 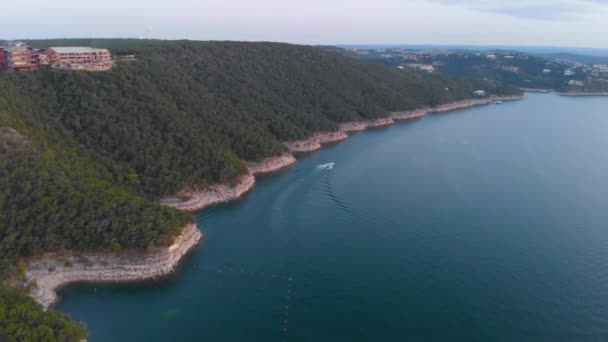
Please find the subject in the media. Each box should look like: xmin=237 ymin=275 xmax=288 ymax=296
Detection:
xmin=0 ymin=81 xmax=191 ymax=279
xmin=1 ymin=40 xmax=521 ymax=266
xmin=0 ymin=41 xmax=521 ymax=337
xmin=0 ymin=284 xmax=87 ymax=341
xmin=9 ymin=40 xmax=519 ymax=194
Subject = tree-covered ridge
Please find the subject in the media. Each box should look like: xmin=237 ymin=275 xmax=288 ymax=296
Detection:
xmin=7 ymin=41 xmax=520 ymax=195
xmin=0 ymin=284 xmax=87 ymax=341
xmin=0 ymin=40 xmax=522 ymax=269
xmin=0 ymin=79 xmax=191 ymax=278
xmin=0 ymin=40 xmax=521 ymax=267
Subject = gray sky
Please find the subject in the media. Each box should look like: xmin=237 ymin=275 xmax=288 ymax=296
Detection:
xmin=2 ymin=0 xmax=607 ymax=48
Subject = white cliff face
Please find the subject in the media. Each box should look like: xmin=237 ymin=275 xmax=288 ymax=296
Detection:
xmin=284 ymin=131 xmax=349 ymax=153
xmin=247 ymin=153 xmax=297 ymax=175
xmin=367 ymin=117 xmax=395 ymax=128
xmin=285 ymin=96 xmax=524 ymax=154
xmin=392 ymin=109 xmax=428 ymax=121
xmin=339 ymin=121 xmax=369 ymax=132
xmin=284 ymin=139 xmax=322 ymax=153
xmin=160 ymin=175 xmax=256 ymax=212
xmin=27 ymin=224 xmax=202 ymax=309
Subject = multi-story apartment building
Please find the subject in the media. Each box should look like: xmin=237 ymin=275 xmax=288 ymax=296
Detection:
xmin=4 ymin=45 xmax=41 ymax=72
xmin=48 ymin=47 xmax=112 ymax=71
xmin=1 ymin=44 xmax=113 ymax=72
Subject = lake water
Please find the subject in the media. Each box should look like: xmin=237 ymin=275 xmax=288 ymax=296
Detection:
xmin=57 ymin=93 xmax=608 ymax=341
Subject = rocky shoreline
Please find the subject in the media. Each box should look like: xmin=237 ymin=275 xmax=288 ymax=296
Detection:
xmin=27 ymin=94 xmax=524 ymax=309
xmin=558 ymin=92 xmax=608 ymax=97
xmin=392 ymin=108 xmax=427 ymax=121
xmin=160 ymin=174 xmax=256 ymax=212
xmin=247 ymin=153 xmax=297 ymax=175
xmin=521 ymin=89 xmax=608 ymax=97
xmin=26 ymin=224 xmax=202 ymax=309
xmin=286 ymin=95 xmax=524 ymax=153
xmin=285 ymin=131 xmax=349 ymax=153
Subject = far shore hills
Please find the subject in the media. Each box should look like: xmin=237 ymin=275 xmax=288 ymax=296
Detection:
xmin=26 ymin=94 xmax=525 ymax=309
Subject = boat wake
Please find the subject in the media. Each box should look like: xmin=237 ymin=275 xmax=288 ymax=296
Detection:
xmin=321 ymin=169 xmax=403 ymax=243
xmin=312 ymin=162 xmax=334 ymax=174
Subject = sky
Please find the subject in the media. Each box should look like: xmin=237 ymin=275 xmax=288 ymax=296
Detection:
xmin=1 ymin=0 xmax=607 ymax=48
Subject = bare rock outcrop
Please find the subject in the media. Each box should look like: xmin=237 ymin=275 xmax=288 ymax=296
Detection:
xmin=284 ymin=131 xmax=348 ymax=153
xmin=392 ymin=109 xmax=428 ymax=121
xmin=367 ymin=117 xmax=395 ymax=128
xmin=160 ymin=174 xmax=255 ymax=212
xmin=339 ymin=121 xmax=368 ymax=132
xmin=27 ymin=224 xmax=202 ymax=309
xmin=314 ymin=131 xmax=349 ymax=144
xmin=247 ymin=153 xmax=297 ymax=175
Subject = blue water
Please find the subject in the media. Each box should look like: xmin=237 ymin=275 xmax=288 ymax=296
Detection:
xmin=57 ymin=93 xmax=608 ymax=341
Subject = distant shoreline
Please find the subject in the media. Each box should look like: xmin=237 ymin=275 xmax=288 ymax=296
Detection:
xmin=26 ymin=93 xmax=525 ymax=309
xmin=523 ymin=88 xmax=608 ymax=97
xmin=557 ymin=92 xmax=608 ymax=97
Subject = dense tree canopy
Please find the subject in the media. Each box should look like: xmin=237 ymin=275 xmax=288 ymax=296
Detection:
xmin=7 ymin=40 xmax=520 ymax=195
xmin=0 ymin=284 xmax=87 ymax=341
xmin=0 ymin=104 xmax=191 ymax=279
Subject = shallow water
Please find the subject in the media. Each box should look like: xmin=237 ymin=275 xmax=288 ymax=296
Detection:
xmin=57 ymin=93 xmax=608 ymax=341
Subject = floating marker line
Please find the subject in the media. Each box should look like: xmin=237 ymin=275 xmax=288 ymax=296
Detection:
xmin=193 ymin=264 xmax=292 ymax=281
xmin=283 ymin=276 xmax=293 ymax=342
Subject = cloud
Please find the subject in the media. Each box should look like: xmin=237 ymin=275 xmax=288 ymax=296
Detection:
xmin=430 ymin=0 xmax=608 ymax=20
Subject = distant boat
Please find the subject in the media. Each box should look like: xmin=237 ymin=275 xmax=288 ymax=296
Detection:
xmin=494 ymin=100 xmax=503 ymax=104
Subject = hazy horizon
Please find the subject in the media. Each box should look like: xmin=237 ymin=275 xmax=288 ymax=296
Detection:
xmin=3 ymin=38 xmax=608 ymax=57
xmin=1 ymin=0 xmax=607 ymax=49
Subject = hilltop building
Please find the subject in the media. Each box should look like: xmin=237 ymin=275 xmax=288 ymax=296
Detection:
xmin=4 ymin=46 xmax=41 ymax=72
xmin=0 ymin=44 xmax=113 ymax=72
xmin=48 ymin=47 xmax=112 ymax=71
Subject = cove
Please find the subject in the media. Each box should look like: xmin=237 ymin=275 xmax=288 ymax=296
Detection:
xmin=56 ymin=93 xmax=608 ymax=341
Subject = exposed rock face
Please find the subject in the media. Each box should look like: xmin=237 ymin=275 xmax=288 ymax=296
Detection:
xmin=284 ymin=139 xmax=322 ymax=153
xmin=284 ymin=95 xmax=525 ymax=154
xmin=392 ymin=109 xmax=428 ymax=121
xmin=27 ymin=224 xmax=202 ymax=309
xmin=313 ymin=131 xmax=349 ymax=144
xmin=284 ymin=131 xmax=348 ymax=153
xmin=284 ymin=130 xmax=351 ymax=153
xmin=160 ymin=174 xmax=256 ymax=212
xmin=339 ymin=121 xmax=368 ymax=132
xmin=431 ymin=96 xmax=524 ymax=113
xmin=247 ymin=153 xmax=296 ymax=175
xmin=367 ymin=117 xmax=395 ymax=128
